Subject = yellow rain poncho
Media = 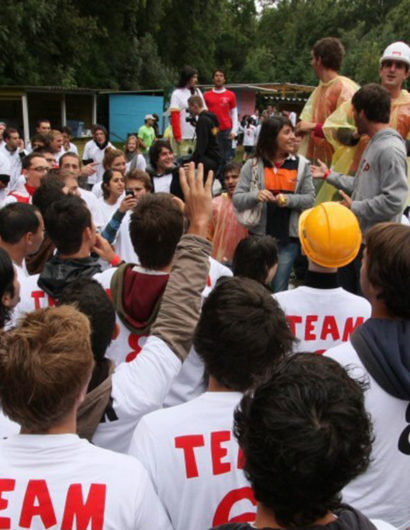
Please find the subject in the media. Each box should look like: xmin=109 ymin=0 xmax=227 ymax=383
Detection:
xmin=323 ymin=89 xmax=410 ymax=205
xmin=299 ymin=75 xmax=359 ymax=203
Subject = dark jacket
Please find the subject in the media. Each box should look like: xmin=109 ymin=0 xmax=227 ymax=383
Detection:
xmin=191 ymin=110 xmax=222 ymax=169
xmin=212 ymin=505 xmax=378 ymax=529
xmin=37 ymin=254 xmax=101 ymax=299
xmin=351 ymin=318 xmax=410 ymax=400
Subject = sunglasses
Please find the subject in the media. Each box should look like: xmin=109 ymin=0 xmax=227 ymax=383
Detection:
xmin=381 ymin=60 xmax=408 ymax=69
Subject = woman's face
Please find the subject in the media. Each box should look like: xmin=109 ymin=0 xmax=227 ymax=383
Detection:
xmin=94 ymin=129 xmax=106 ymax=144
xmin=187 ymin=74 xmax=198 ymax=88
xmin=276 ymin=125 xmax=296 ymax=155
xmin=126 ymin=137 xmax=138 ymax=152
xmin=111 ymin=155 xmax=126 ymax=176
xmin=107 ymin=171 xmax=125 ymax=198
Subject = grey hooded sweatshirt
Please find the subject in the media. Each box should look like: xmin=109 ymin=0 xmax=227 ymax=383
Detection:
xmin=327 ymin=128 xmax=408 ymax=238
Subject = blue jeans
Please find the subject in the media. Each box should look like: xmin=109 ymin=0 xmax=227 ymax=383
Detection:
xmin=271 ymin=239 xmax=300 ymax=293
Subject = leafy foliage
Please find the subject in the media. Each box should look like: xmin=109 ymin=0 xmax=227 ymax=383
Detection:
xmin=0 ymin=0 xmax=408 ymax=88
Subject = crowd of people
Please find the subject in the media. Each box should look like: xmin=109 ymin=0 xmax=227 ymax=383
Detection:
xmin=0 ymin=36 xmax=409 ymax=530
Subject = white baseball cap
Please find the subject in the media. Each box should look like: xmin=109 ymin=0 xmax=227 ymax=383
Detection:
xmin=145 ymin=114 xmax=155 ymax=121
xmin=380 ymin=41 xmax=410 ymax=67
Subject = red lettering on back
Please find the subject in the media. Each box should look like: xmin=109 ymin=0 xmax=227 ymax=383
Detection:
xmin=175 ymin=435 xmax=205 ymax=478
xmin=48 ymin=296 xmax=56 ymax=307
xmin=211 ymin=431 xmax=231 ymax=475
xmin=320 ymin=316 xmax=340 ymax=341
xmin=31 ymin=290 xmax=45 ymax=310
xmin=305 ymin=315 xmax=318 ymax=340
xmin=0 ymin=479 xmax=15 ymax=528
xmin=61 ymin=484 xmax=106 ymax=530
xmin=213 ymin=487 xmax=257 ymax=526
xmin=286 ymin=315 xmax=302 ymax=335
xmin=207 ymin=275 xmax=211 ymax=287
xmin=19 ymin=480 xmax=57 ymax=528
xmin=126 ymin=334 xmax=147 ymax=362
xmin=342 ymin=317 xmax=364 ymax=341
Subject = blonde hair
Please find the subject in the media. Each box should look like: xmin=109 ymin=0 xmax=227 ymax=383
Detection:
xmin=0 ymin=305 xmax=94 ymax=432
xmin=103 ymin=147 xmax=125 ymax=170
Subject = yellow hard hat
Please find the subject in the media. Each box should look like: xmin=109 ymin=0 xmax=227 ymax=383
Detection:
xmin=298 ymin=202 xmax=362 ymax=268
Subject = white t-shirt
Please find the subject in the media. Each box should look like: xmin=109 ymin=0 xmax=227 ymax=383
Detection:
xmin=242 ymin=125 xmax=257 ymax=147
xmin=0 ymin=188 xmax=8 ymax=207
xmin=274 ymin=286 xmax=371 ymax=354
xmin=95 ymin=258 xmax=231 ymax=367
xmin=14 ymin=261 xmax=28 ymax=284
xmin=79 ymin=187 xmax=105 ymax=230
xmin=326 ymin=342 xmax=410 ymax=530
xmin=60 ymin=142 xmax=79 ymax=156
xmin=3 ymin=181 xmax=32 ymax=206
xmin=126 ymin=153 xmax=146 ymax=173
xmin=0 ymin=144 xmax=22 ymax=190
xmin=153 ymin=174 xmax=173 ymax=193
xmin=0 ymin=409 xmax=19 ymax=438
xmin=0 ymin=433 xmax=172 ymax=529
xmin=98 ymin=196 xmax=123 ymax=227
xmin=113 ymin=211 xmax=139 ymax=264
xmin=92 ymin=335 xmax=182 ymax=453
xmin=82 ymin=140 xmax=114 ymax=184
xmin=94 ymin=258 xmax=231 ymax=407
xmin=128 ymin=392 xmax=256 ymax=530
xmin=92 ymin=181 xmax=104 ymax=198
xmin=15 ymin=273 xmax=55 ymax=317
xmin=169 ymin=87 xmax=205 ymax=140
xmin=0 ymin=150 xmax=11 ymax=204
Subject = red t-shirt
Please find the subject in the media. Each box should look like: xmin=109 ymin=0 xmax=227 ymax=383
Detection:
xmin=204 ymin=89 xmax=237 ymax=131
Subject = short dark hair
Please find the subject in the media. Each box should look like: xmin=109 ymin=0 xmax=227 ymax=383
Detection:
xmin=312 ymin=37 xmax=345 ymax=71
xmin=59 ymin=151 xmax=81 ymax=167
xmin=60 ymin=125 xmax=72 ymax=136
xmin=0 ymin=203 xmax=40 ymax=244
xmin=36 ymin=118 xmax=50 ymax=128
xmin=365 ymin=223 xmax=410 ymax=318
xmin=213 ymin=68 xmax=226 ymax=79
xmin=223 ymin=162 xmax=241 ymax=177
xmin=352 ymin=83 xmax=391 ymax=123
xmin=177 ymin=65 xmax=198 ymax=88
xmin=30 ymin=133 xmax=51 ymax=149
xmin=3 ymin=128 xmax=19 ymax=141
xmin=0 ymin=248 xmax=15 ymax=329
xmin=255 ymin=116 xmax=293 ymax=162
xmin=149 ymin=139 xmax=173 ymax=171
xmin=194 ymin=277 xmax=294 ymax=391
xmin=44 ymin=195 xmax=91 ymax=254
xmin=33 ymin=147 xmax=55 ymax=157
xmin=58 ymin=278 xmax=116 ymax=364
xmin=125 ymin=169 xmax=153 ymax=191
xmin=22 ymin=152 xmax=47 ymax=171
xmin=235 ymin=353 xmax=373 ymax=526
xmin=129 ymin=193 xmax=183 ymax=269
xmin=32 ymin=178 xmax=66 ymax=218
xmin=233 ymin=235 xmax=278 ymax=286
xmin=92 ymin=124 xmax=108 ymax=137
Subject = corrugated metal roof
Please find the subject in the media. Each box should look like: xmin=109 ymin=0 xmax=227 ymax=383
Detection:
xmin=0 ymin=85 xmax=99 ymax=94
xmin=199 ymin=82 xmax=315 ymax=94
